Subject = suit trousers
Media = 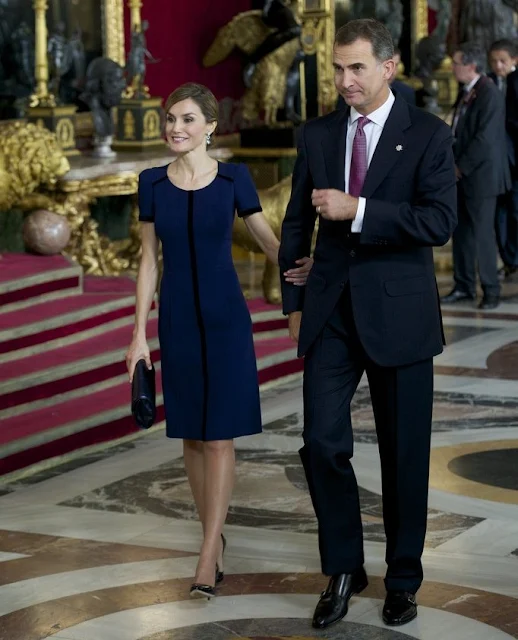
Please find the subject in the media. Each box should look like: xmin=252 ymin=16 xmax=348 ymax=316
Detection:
xmin=496 ymin=176 xmax=518 ymax=268
xmin=453 ymin=188 xmax=500 ymax=296
xmin=301 ymin=288 xmax=434 ymax=594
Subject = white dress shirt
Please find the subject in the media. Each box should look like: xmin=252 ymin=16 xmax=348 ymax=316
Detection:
xmin=347 ymin=91 xmax=395 ymax=232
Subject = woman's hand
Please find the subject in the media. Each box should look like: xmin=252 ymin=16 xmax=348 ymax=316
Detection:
xmin=125 ymin=335 xmax=152 ymax=383
xmin=284 ymin=256 xmax=313 ymax=286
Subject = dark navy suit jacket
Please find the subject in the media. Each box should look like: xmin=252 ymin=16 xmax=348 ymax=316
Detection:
xmin=279 ymin=94 xmax=457 ymax=366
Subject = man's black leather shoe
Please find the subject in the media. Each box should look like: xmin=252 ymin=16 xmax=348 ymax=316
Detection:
xmin=382 ymin=591 xmax=417 ymax=626
xmin=440 ymin=288 xmax=475 ymax=304
xmin=312 ymin=568 xmax=368 ymax=629
xmin=478 ymin=295 xmax=500 ymax=310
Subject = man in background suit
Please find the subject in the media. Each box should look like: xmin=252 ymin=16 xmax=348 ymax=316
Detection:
xmin=488 ymin=39 xmax=518 ymax=279
xmin=280 ymin=18 xmax=456 ymax=632
xmin=442 ymin=42 xmax=511 ymax=309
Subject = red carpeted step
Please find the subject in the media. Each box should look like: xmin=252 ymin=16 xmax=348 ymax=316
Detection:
xmin=0 ymin=253 xmax=82 ymax=307
xmin=255 ymin=336 xmax=296 ymax=359
xmin=247 ymin=298 xmax=280 ymax=313
xmin=83 ymin=275 xmax=136 ymax=295
xmin=0 ymin=253 xmax=74 ymax=282
xmin=0 ymin=406 xmax=166 ymax=477
xmin=0 ymin=375 xmax=163 ymax=447
xmin=0 ymin=294 xmax=133 ymax=330
xmin=0 ymin=345 xmax=161 ymax=412
xmin=0 ymin=318 xmax=158 ymax=383
xmin=0 ymin=294 xmax=140 ymax=355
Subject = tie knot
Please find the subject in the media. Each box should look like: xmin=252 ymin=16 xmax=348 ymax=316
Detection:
xmin=356 ymin=116 xmax=370 ymax=133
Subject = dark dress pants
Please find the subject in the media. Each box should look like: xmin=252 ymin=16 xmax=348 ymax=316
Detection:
xmin=301 ymin=289 xmax=434 ymax=594
xmin=453 ymin=186 xmax=500 ymax=296
xmin=496 ymin=175 xmax=518 ymax=268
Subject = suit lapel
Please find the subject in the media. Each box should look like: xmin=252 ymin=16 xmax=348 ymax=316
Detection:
xmin=361 ymin=95 xmax=412 ymax=199
xmin=321 ymin=108 xmax=348 ymax=190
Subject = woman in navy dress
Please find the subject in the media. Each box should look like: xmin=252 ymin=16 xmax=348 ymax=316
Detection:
xmin=126 ymin=83 xmax=311 ymax=598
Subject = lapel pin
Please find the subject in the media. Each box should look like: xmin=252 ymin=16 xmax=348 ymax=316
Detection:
xmin=396 ymin=144 xmax=403 ymax=152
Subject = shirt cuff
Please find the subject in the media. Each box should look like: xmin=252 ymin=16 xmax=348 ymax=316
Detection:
xmin=350 ymin=197 xmax=366 ymax=232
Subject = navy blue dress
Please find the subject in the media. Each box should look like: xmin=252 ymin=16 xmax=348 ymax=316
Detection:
xmin=138 ymin=162 xmax=263 ymax=441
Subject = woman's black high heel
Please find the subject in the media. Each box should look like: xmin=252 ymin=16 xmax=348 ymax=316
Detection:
xmin=190 ymin=535 xmax=227 ymax=598
xmin=216 ymin=533 xmax=226 ymax=584
xmin=189 ymin=582 xmax=216 ymax=599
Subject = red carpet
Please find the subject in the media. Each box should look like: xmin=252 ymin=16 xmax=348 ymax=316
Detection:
xmin=0 ymin=254 xmax=302 ymax=477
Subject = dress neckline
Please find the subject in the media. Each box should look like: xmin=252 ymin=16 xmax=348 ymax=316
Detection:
xmin=166 ymin=161 xmax=220 ymax=192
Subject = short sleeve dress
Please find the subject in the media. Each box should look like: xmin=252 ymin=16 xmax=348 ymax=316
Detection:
xmin=138 ymin=161 xmax=263 ymax=441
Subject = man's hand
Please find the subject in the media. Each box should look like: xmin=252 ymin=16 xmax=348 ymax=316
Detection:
xmin=455 ymin=166 xmax=462 ymax=181
xmin=312 ymin=189 xmax=358 ymax=221
xmin=284 ymin=256 xmax=313 ymax=286
xmin=288 ymin=311 xmax=302 ymax=344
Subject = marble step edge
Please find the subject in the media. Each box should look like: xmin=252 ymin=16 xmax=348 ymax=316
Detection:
xmin=0 ymin=311 xmax=158 ymax=365
xmin=0 ymin=295 xmax=138 ymax=343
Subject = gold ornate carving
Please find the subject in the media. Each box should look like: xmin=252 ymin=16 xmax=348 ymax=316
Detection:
xmin=0 ymin=121 xmax=133 ymax=276
xmin=203 ymin=7 xmax=302 ymax=126
xmin=0 ymin=122 xmax=69 ymax=211
xmin=143 ymin=110 xmax=160 ymax=139
xmin=102 ymin=0 xmax=125 ymax=66
xmin=123 ymin=110 xmax=136 ymax=139
xmin=55 ymin=118 xmax=75 ymax=148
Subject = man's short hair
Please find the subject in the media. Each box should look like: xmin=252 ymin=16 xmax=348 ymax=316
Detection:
xmin=489 ymin=39 xmax=518 ymax=58
xmin=335 ymin=19 xmax=394 ymax=63
xmin=457 ymin=42 xmax=487 ymax=74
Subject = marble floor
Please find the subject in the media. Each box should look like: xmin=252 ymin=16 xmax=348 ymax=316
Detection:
xmin=1 ymin=271 xmax=518 ymax=639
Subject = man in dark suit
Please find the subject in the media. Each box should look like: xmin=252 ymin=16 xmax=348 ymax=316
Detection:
xmin=441 ymin=43 xmax=511 ymax=309
xmin=279 ymin=18 xmax=456 ymax=631
xmin=503 ymin=66 xmax=518 ymax=277
xmin=488 ymin=39 xmax=518 ymax=279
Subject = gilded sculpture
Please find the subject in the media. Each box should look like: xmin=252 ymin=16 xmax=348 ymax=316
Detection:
xmin=203 ymin=3 xmax=302 ymax=126
xmin=0 ymin=121 xmax=131 ymax=275
xmin=233 ymin=175 xmax=296 ymax=304
xmin=0 ymin=121 xmax=69 ymax=211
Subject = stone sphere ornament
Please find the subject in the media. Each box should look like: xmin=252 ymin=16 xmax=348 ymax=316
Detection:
xmin=23 ymin=209 xmax=71 ymax=255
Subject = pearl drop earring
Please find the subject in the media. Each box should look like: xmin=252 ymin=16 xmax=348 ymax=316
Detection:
xmin=206 ymin=133 xmax=212 ymax=145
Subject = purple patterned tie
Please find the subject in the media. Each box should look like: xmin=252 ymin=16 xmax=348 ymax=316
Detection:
xmin=349 ymin=116 xmax=370 ymax=197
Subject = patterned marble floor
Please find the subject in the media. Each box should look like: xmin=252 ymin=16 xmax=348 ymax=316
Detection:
xmin=1 ymin=272 xmax=518 ymax=640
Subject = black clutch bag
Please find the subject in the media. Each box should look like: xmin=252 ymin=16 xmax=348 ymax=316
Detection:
xmin=131 ymin=359 xmax=156 ymax=429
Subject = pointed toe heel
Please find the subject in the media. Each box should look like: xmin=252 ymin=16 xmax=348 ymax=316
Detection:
xmin=190 ymin=583 xmax=215 ymax=599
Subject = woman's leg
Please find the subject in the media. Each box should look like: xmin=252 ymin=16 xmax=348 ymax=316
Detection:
xmin=194 ymin=439 xmax=235 ymax=585
xmin=183 ymin=439 xmax=206 ymax=531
